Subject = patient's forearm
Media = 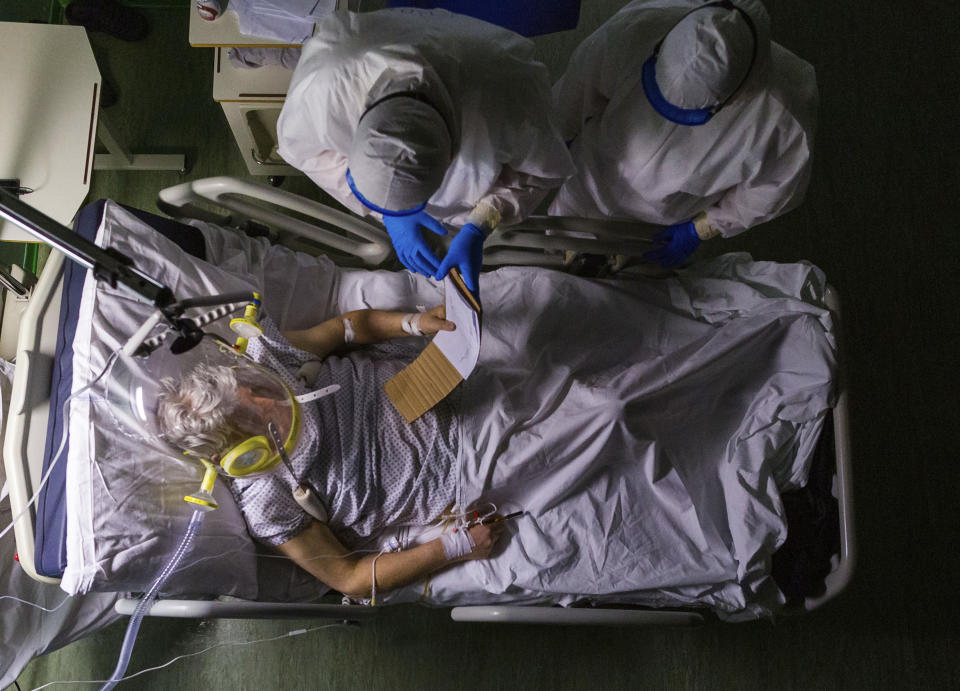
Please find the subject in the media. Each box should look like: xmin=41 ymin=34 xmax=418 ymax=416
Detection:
xmin=354 ymin=541 xmax=449 ymax=598
xmin=285 ymin=308 xmax=450 ymax=358
xmin=277 ymin=521 xmax=450 ymax=600
xmin=343 ymin=309 xmax=411 ymax=343
xmin=284 ymin=310 xmax=407 ymax=357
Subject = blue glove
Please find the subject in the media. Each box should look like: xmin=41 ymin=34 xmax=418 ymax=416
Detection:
xmin=435 ymin=223 xmax=484 ymax=295
xmin=642 ymin=221 xmax=701 ymax=268
xmin=383 ymin=211 xmax=448 ymax=278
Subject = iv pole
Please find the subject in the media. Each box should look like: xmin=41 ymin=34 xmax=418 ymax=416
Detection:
xmin=0 ymin=187 xmax=175 ymax=310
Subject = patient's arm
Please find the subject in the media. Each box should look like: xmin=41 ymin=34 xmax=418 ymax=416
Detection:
xmin=277 ymin=519 xmax=501 ymax=600
xmin=284 ymin=306 xmax=454 ymax=359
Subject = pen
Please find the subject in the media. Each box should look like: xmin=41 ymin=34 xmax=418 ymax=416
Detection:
xmin=480 ymin=510 xmax=524 ymax=525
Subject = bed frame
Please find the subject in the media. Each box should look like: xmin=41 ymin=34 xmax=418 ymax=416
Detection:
xmin=3 ymin=177 xmax=854 ymax=625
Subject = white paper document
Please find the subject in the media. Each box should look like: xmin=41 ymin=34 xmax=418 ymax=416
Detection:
xmin=432 ymin=275 xmax=481 ymax=379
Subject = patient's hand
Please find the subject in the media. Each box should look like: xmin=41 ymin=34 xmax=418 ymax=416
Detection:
xmin=296 ymin=360 xmax=325 ymax=387
xmin=418 ymin=305 xmax=456 ymax=336
xmin=462 ymin=521 xmax=505 ymax=561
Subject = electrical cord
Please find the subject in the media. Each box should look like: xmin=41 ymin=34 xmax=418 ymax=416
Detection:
xmin=27 ymin=623 xmax=347 ymax=691
xmin=0 ymin=351 xmax=120 ymax=543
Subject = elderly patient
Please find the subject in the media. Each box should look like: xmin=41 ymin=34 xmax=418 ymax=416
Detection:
xmin=158 ymin=305 xmax=504 ymax=601
xmin=157 ymin=258 xmax=836 ymax=614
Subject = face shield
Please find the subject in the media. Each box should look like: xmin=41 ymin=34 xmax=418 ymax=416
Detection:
xmin=643 ymin=0 xmax=770 ymax=126
xmin=105 ymin=333 xmax=300 ymax=478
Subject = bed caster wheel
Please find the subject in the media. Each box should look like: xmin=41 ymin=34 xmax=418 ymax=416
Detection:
xmin=268 ymin=175 xmax=285 ymax=187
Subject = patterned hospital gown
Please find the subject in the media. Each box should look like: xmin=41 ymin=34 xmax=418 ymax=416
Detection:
xmin=227 ymin=317 xmax=460 ymax=549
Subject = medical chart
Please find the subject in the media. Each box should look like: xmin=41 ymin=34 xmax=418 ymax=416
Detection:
xmin=384 ymin=271 xmax=481 ymax=423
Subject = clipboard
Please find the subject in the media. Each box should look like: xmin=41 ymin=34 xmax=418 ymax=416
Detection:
xmin=384 ymin=269 xmax=481 ymax=423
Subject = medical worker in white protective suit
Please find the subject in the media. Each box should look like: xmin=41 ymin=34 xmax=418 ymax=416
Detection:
xmin=277 ymin=9 xmax=575 ymax=294
xmin=549 ymin=0 xmax=818 ymax=267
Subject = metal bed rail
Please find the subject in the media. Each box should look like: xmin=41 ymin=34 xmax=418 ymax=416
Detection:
xmin=156 ymin=176 xmax=661 ymax=269
xmin=113 ymin=598 xmax=704 ymax=626
xmin=803 ymin=286 xmax=855 ymax=611
xmin=114 ymin=598 xmax=377 ymax=622
xmin=2 ymin=250 xmax=67 ymax=585
xmin=157 ymin=176 xmax=392 ymax=267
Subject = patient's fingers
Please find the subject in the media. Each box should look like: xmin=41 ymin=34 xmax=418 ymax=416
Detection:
xmin=420 ymin=314 xmax=456 ymax=334
xmin=465 ymin=521 xmax=506 ymax=560
xmin=417 ymin=305 xmax=453 ymax=335
xmin=296 ymin=360 xmax=325 ymax=386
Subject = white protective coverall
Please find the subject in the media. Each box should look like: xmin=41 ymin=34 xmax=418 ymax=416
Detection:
xmin=277 ymin=9 xmax=574 ymax=229
xmin=549 ymin=0 xmax=818 ymax=239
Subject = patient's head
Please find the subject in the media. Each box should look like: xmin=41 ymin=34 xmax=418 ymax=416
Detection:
xmin=158 ymin=361 xmax=296 ymax=462
xmin=157 ymin=363 xmax=241 ymax=458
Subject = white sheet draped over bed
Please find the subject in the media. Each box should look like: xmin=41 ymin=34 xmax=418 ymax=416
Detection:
xmin=63 ymin=203 xmax=835 ymax=620
xmin=461 ymin=260 xmax=833 ymax=615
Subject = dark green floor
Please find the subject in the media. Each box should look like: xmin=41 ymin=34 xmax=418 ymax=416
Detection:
xmin=7 ymin=1 xmax=960 ymax=689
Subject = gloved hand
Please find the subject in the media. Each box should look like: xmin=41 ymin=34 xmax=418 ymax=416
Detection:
xmin=383 ymin=211 xmax=448 ymax=278
xmin=642 ymin=221 xmax=701 ymax=268
xmin=434 ymin=223 xmax=484 ymax=295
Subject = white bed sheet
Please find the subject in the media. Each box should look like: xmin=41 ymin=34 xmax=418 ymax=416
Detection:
xmin=62 ymin=203 xmax=835 ymax=620
xmin=1 ymin=359 xmax=120 ymax=688
xmin=369 ymin=259 xmax=836 ymax=618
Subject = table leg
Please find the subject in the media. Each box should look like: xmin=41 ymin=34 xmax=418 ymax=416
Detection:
xmin=94 ymin=109 xmax=186 ymax=173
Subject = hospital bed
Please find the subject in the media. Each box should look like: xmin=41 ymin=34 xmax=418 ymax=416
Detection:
xmin=2 ymin=177 xmax=854 ymax=629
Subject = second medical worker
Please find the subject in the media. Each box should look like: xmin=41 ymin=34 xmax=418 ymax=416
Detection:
xmin=277 ymin=8 xmax=575 ymax=293
xmin=549 ymin=0 xmax=818 ymax=267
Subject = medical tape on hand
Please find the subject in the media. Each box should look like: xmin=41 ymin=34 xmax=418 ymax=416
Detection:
xmin=295 ymin=384 xmax=340 ymax=403
xmin=440 ymin=527 xmax=476 ymax=561
xmin=401 ymin=313 xmax=423 ymax=337
xmin=342 ymin=317 xmax=355 ymax=343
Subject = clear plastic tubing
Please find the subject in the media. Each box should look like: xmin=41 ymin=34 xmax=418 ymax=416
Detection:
xmin=100 ymin=509 xmax=206 ymax=691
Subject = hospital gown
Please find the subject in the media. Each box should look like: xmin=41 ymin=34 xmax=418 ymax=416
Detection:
xmin=229 ymin=320 xmax=460 ymax=549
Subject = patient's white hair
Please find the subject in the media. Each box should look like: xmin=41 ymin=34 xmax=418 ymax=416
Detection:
xmin=157 ymin=363 xmax=239 ymax=457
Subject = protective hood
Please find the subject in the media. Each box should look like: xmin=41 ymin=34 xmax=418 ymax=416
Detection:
xmin=347 ymin=93 xmax=454 ymax=213
xmin=655 ymin=0 xmax=771 ymax=109
xmin=106 ymin=333 xmax=300 ymax=477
